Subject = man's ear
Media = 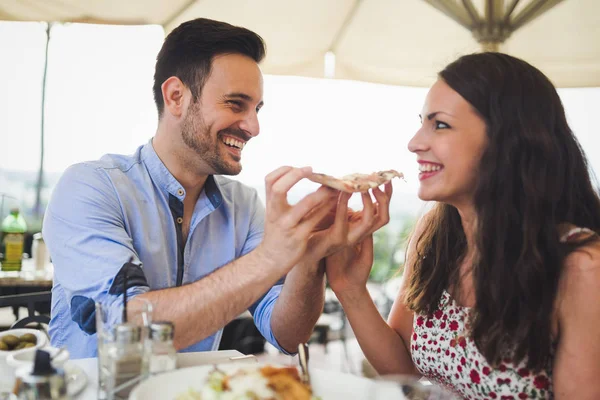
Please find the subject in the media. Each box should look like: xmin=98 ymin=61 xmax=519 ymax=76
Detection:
xmin=161 ymin=76 xmax=189 ymax=118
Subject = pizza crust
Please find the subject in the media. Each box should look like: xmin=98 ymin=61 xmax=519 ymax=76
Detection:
xmin=308 ymin=169 xmax=404 ymax=192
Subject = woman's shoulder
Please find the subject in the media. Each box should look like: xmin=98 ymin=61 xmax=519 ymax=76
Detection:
xmin=558 ymin=226 xmax=600 ymax=318
xmin=559 ymin=224 xmax=600 ymax=271
xmin=562 ymin=240 xmax=600 ymax=278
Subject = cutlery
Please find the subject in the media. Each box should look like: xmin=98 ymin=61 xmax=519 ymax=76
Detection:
xmin=297 ymin=343 xmax=310 ymax=386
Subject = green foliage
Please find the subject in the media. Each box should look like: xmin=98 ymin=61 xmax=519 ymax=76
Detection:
xmin=368 ymin=216 xmax=416 ymax=283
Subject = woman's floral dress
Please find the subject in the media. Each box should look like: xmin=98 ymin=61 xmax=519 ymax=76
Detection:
xmin=411 ymin=290 xmax=553 ymax=399
xmin=410 ymin=227 xmax=598 ymax=399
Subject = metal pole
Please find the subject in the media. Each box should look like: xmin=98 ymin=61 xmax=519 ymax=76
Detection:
xmin=0 ymin=193 xmax=18 ymax=223
xmin=481 ymin=41 xmax=500 ymax=52
xmin=34 ymin=22 xmax=52 ymax=219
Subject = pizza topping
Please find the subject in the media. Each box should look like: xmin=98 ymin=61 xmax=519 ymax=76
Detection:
xmin=342 ymin=173 xmax=370 ymax=181
xmin=176 ymin=365 xmax=314 ymax=400
xmin=308 ymin=169 xmax=404 ymax=192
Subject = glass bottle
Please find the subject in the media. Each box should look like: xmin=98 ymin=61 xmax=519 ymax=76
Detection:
xmin=1 ymin=208 xmax=27 ymax=271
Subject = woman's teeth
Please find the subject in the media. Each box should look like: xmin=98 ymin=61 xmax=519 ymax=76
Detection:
xmin=419 ymin=164 xmax=442 ymax=172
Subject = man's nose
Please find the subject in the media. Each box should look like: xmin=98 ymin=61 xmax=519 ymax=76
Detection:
xmin=239 ymin=111 xmax=260 ymax=137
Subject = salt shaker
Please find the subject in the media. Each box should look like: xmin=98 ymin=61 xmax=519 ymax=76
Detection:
xmin=105 ymin=323 xmax=147 ymax=399
xmin=148 ymin=321 xmax=176 ymax=375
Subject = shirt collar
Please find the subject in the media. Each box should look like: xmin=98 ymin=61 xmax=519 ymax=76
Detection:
xmin=141 ymin=140 xmax=223 ymax=208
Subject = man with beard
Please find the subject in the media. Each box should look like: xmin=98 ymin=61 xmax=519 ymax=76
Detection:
xmin=42 ymin=18 xmax=392 ymax=358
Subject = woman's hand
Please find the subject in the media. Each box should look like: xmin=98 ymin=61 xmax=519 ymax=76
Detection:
xmin=304 ymin=182 xmax=393 ymax=265
xmin=325 ymin=234 xmax=374 ymax=296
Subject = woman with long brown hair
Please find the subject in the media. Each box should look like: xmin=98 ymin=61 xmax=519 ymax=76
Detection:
xmin=326 ymin=52 xmax=600 ymax=399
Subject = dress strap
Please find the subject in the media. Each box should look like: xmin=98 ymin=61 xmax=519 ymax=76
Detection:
xmin=559 ymin=227 xmax=597 ymax=243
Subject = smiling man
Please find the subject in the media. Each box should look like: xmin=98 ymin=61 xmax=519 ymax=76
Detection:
xmin=41 ymin=18 xmax=387 ymax=358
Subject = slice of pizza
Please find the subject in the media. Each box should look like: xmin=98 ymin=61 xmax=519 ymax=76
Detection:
xmin=308 ymin=169 xmax=404 ymax=193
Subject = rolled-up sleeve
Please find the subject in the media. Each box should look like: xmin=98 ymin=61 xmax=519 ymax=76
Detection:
xmin=241 ymin=192 xmax=289 ymax=353
xmin=43 ymin=163 xmax=149 ymax=337
xmin=239 ymin=190 xmax=264 ymax=258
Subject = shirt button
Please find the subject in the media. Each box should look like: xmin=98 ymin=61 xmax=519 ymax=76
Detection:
xmin=176 ymin=217 xmax=183 ymax=224
xmin=177 ymin=189 xmax=184 ymax=196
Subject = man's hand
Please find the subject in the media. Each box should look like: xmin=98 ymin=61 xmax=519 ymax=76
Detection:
xmin=304 ymin=182 xmax=394 ymax=264
xmin=255 ymin=166 xmax=339 ymax=274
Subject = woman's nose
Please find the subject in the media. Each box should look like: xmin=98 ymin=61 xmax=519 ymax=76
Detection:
xmin=407 ymin=128 xmax=427 ymax=153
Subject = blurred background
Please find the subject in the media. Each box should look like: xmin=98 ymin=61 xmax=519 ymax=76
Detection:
xmin=0 ymin=0 xmax=598 ymax=374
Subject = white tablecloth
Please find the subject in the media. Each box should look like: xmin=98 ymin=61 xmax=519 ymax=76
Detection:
xmin=70 ymin=350 xmax=255 ymax=399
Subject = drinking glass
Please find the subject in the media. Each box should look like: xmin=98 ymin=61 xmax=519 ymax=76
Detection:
xmin=96 ymin=297 xmax=152 ymax=400
xmin=370 ymin=375 xmax=458 ymax=400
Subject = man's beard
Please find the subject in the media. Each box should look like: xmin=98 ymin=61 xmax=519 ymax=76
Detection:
xmin=180 ymin=102 xmax=242 ymax=176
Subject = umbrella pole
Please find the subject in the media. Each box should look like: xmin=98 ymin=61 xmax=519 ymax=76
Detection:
xmin=0 ymin=193 xmax=17 ymax=223
xmin=481 ymin=42 xmax=500 ymax=52
xmin=34 ymin=22 xmax=52 ymax=219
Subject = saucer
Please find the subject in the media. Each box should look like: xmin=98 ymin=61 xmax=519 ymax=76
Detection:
xmin=64 ymin=363 xmax=88 ymax=397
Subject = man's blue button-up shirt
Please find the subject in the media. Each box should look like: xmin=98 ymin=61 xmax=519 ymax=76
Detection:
xmin=43 ymin=141 xmax=283 ymax=358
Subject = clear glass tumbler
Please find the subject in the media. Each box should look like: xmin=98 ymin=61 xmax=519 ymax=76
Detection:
xmin=370 ymin=374 xmax=458 ymax=400
xmin=96 ymin=297 xmax=152 ymax=400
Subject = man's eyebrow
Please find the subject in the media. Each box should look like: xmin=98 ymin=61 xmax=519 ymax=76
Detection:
xmin=224 ymin=92 xmax=264 ymax=108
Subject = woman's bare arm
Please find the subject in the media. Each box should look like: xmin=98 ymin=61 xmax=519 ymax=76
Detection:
xmin=553 ymin=241 xmax=600 ymax=399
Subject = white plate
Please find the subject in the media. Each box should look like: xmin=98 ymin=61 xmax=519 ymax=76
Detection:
xmin=0 ymin=363 xmax=87 ymax=399
xmin=64 ymin=363 xmax=88 ymax=397
xmin=130 ymin=362 xmax=374 ymax=400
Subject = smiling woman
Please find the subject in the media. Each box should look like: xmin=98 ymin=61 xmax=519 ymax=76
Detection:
xmin=321 ymin=52 xmax=600 ymax=400
xmin=403 ymin=53 xmax=600 ymax=398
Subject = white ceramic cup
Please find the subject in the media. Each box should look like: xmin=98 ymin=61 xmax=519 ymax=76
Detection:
xmin=0 ymin=329 xmax=48 ymax=390
xmin=6 ymin=345 xmax=69 ymax=371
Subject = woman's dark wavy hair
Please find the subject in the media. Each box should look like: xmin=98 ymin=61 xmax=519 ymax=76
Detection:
xmin=404 ymin=52 xmax=600 ymax=370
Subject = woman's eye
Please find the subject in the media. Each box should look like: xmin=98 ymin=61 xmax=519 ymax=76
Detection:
xmin=435 ymin=120 xmax=450 ymax=130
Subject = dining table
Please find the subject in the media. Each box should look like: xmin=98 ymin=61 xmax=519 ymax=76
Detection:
xmin=0 ymin=259 xmax=53 ymax=326
xmin=0 ymin=259 xmax=53 ymax=289
xmin=69 ymin=349 xmax=257 ymax=399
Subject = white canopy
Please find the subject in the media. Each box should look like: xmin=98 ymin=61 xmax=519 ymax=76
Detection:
xmin=2 ymin=0 xmax=599 ymax=87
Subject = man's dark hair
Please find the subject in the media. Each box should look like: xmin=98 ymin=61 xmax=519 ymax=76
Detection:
xmin=153 ymin=18 xmax=266 ymax=117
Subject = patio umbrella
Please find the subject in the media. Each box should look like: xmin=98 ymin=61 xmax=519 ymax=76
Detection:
xmin=2 ymin=0 xmax=598 ymax=216
xmin=1 ymin=0 xmax=599 ymax=87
